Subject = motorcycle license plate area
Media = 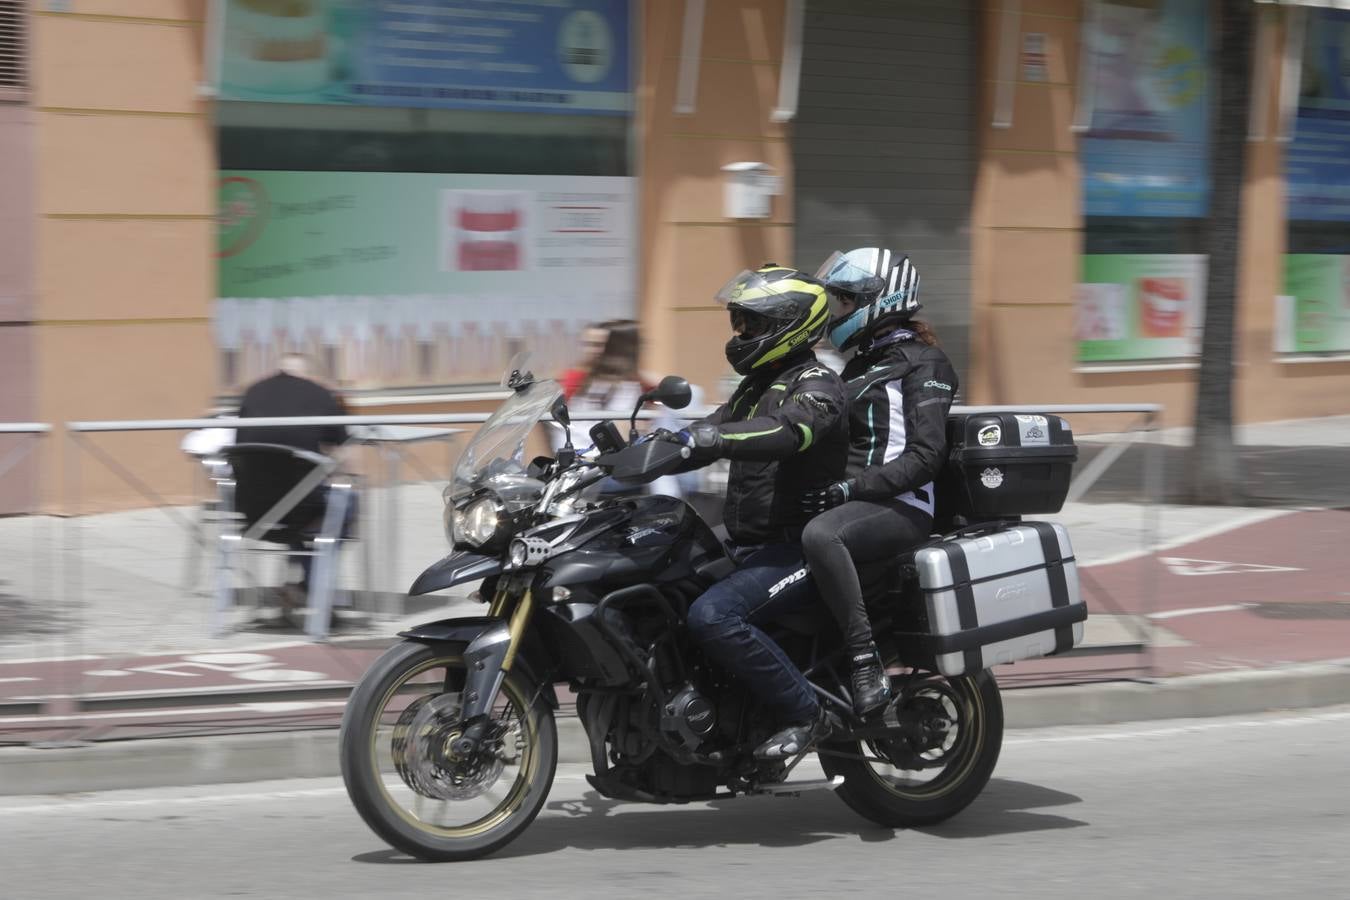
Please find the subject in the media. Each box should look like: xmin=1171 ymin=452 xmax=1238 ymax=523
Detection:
xmin=899 ymin=522 xmax=1086 ymax=677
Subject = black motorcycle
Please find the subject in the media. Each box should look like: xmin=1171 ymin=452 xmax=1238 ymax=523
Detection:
xmin=339 ymin=366 xmax=1004 ymax=861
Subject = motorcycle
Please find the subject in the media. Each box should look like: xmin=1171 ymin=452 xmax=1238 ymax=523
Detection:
xmin=339 ymin=363 xmax=1008 ymax=861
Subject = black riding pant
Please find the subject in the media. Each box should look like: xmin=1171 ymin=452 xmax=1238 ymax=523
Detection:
xmin=801 ymin=500 xmax=932 ymax=655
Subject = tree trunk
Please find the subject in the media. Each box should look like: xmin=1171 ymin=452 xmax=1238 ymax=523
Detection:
xmin=1188 ymin=0 xmax=1254 ymax=505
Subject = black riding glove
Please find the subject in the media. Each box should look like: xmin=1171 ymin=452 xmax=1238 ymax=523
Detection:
xmin=664 ymin=422 xmax=724 ymax=463
xmin=800 ymin=480 xmax=852 ymax=514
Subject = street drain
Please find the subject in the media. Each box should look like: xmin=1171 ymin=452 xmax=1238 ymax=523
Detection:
xmin=1250 ymin=601 xmax=1350 ymax=620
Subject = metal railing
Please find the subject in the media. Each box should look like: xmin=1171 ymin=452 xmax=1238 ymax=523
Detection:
xmin=0 ymin=401 xmax=1164 ymax=743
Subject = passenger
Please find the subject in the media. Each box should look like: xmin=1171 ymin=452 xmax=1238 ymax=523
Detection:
xmin=799 ymin=249 xmax=958 ymax=716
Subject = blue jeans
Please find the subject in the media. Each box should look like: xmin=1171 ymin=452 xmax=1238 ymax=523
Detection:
xmin=686 ymin=543 xmax=819 ymax=724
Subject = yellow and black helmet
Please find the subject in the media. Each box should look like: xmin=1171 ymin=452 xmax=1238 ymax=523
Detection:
xmin=713 ymin=264 xmax=830 ymax=376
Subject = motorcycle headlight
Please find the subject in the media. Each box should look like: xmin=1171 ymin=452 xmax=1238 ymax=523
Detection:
xmin=451 ymin=497 xmax=506 ymax=548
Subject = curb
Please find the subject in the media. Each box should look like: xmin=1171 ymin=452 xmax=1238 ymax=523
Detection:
xmin=5 ymin=660 xmax=1350 ymax=796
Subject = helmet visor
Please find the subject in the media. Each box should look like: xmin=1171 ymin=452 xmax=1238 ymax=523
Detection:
xmin=713 ymin=270 xmax=812 ymax=321
xmin=826 ymin=287 xmax=860 ymax=321
xmin=730 ymin=307 xmax=774 ymax=339
xmin=814 ymin=251 xmax=887 ymax=299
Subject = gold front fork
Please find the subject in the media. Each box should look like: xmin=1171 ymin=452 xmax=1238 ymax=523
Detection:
xmin=487 ymin=586 xmax=510 ymax=618
xmin=502 ymin=588 xmax=535 ymax=671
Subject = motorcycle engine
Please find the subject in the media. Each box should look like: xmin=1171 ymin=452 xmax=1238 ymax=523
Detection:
xmin=660 ymin=684 xmax=717 ymax=751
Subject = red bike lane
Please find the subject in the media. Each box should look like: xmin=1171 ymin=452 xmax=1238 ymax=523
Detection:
xmin=1007 ymin=508 xmax=1350 ymax=682
xmin=4 ymin=509 xmax=1348 ymax=738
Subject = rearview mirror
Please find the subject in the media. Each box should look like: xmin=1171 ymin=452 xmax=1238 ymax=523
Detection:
xmin=646 ymin=375 xmax=692 ymax=410
xmin=629 ymin=374 xmax=693 ymax=443
xmin=551 ymin=396 xmax=571 ymax=429
xmin=551 ymin=396 xmax=573 ymax=451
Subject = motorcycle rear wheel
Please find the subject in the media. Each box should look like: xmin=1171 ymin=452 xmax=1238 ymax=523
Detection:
xmin=339 ymin=640 xmax=557 ymax=862
xmin=819 ymin=668 xmax=1003 ymax=828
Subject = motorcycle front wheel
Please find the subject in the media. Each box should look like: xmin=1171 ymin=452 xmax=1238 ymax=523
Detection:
xmin=339 ymin=640 xmax=557 ymax=861
xmin=819 ymin=667 xmax=1003 ymax=828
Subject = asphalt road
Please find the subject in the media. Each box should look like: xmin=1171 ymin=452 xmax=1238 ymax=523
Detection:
xmin=6 ymin=708 xmax=1350 ymax=900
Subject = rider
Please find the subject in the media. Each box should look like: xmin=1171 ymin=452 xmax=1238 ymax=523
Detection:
xmin=799 ymin=248 xmax=959 ymax=717
xmin=664 ymin=264 xmax=849 ymax=760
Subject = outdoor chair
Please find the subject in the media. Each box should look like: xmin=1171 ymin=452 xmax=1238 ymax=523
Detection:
xmin=212 ymin=443 xmax=358 ymax=640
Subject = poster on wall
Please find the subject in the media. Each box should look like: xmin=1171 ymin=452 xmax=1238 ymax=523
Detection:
xmin=1076 ymin=254 xmax=1206 ymax=362
xmin=1079 ymin=0 xmax=1210 ymax=218
xmin=216 ymin=170 xmax=635 ymax=389
xmin=1279 ymin=9 xmax=1350 ymax=355
xmin=1277 ymin=256 xmax=1350 ymax=355
xmin=217 ymin=0 xmax=631 ymax=115
xmin=1285 ymin=8 xmax=1350 ymax=223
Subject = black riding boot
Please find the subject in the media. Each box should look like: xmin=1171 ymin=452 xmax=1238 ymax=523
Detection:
xmin=754 ymin=706 xmax=839 ymax=759
xmin=850 ymin=646 xmax=892 ymax=717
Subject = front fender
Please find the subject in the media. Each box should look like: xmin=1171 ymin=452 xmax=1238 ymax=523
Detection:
xmin=408 ymin=551 xmax=502 ymax=596
xmin=398 ymin=615 xmax=558 ymax=710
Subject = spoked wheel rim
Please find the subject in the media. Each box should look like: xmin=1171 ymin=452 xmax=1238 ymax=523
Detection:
xmin=367 ymin=657 xmax=539 ymax=839
xmin=858 ymin=670 xmax=987 ymax=801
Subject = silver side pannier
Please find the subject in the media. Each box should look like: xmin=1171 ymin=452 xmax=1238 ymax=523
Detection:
xmin=901 ymin=522 xmax=1086 ymax=677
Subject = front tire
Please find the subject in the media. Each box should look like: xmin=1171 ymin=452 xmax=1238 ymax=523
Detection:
xmin=820 ymin=668 xmax=1003 ymax=828
xmin=339 ymin=640 xmax=557 ymax=861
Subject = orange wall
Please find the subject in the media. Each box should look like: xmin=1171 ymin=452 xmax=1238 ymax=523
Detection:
xmin=0 ymin=100 xmax=37 ymax=514
xmin=972 ymin=1 xmax=1350 ymax=429
xmin=30 ymin=5 xmax=215 ymax=512
xmin=637 ymin=0 xmax=793 ymax=402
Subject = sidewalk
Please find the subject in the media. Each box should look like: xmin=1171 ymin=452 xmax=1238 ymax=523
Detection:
xmin=2 ymin=414 xmax=1348 ymax=780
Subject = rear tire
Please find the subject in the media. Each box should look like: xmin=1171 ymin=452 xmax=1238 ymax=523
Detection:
xmin=820 ymin=668 xmax=1003 ymax=828
xmin=339 ymin=640 xmax=557 ymax=861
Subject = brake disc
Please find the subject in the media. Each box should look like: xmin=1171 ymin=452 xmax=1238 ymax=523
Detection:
xmin=391 ymin=693 xmax=506 ymax=802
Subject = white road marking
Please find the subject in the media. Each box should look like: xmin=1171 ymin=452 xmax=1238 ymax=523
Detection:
xmin=1160 ymin=557 xmax=1303 ymax=577
xmin=0 ymin=700 xmax=348 ymax=724
xmin=0 ymin=677 xmax=38 ymax=684
xmin=1004 ymin=708 xmax=1350 ymax=747
xmin=0 ymin=787 xmax=350 ymax=816
xmin=6 ymin=710 xmax=1350 ymax=816
xmin=1078 ymin=508 xmax=1297 ymax=568
xmin=13 ymin=679 xmax=349 ymax=702
xmin=1148 ymin=603 xmax=1254 ymax=620
xmin=0 ymin=772 xmax=595 ymax=816
xmin=0 ymin=655 xmax=102 ymax=666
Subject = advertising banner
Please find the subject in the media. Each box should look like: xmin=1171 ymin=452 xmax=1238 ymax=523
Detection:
xmin=1079 ymin=0 xmax=1210 ymax=219
xmin=216 ymin=170 xmax=635 ymax=388
xmin=218 ymin=0 xmax=631 ymax=115
xmin=1076 ymin=254 xmax=1206 ymax=362
xmin=1286 ymin=8 xmax=1350 ymax=223
xmin=1278 ymin=256 xmax=1350 ymax=355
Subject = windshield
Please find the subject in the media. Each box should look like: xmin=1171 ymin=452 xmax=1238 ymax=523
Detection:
xmin=450 ymin=377 xmax=563 ymax=502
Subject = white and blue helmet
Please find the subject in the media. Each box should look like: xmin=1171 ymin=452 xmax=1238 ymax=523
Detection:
xmin=815 ymin=248 xmax=921 ymax=351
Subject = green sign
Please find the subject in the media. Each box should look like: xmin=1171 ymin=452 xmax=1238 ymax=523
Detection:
xmin=1279 ymin=256 xmax=1350 ymax=354
xmin=218 ymin=170 xmax=634 ymax=299
xmin=214 ymin=170 xmax=635 ymax=390
xmin=1076 ymin=255 xmax=1205 ymax=363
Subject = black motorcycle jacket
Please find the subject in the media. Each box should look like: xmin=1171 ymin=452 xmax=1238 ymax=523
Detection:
xmin=839 ymin=335 xmax=959 ymax=515
xmin=698 ymin=352 xmax=848 ymax=547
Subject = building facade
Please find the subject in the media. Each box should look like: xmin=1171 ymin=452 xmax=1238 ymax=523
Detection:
xmin=1 ymin=0 xmax=1348 ymax=511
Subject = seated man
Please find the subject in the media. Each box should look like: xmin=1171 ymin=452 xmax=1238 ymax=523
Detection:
xmin=666 ymin=265 xmax=850 ymax=759
xmin=234 ymin=353 xmax=355 ymax=617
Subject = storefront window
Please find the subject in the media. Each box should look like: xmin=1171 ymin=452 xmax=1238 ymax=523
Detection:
xmin=1075 ymin=0 xmax=1210 ymax=365
xmin=1279 ymin=8 xmax=1350 ymax=357
xmin=213 ymin=0 xmax=635 ymax=393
